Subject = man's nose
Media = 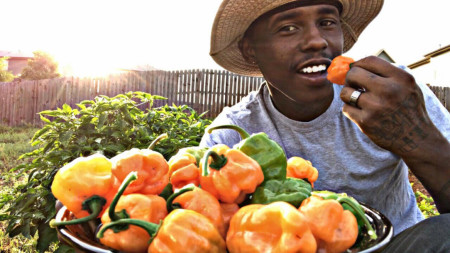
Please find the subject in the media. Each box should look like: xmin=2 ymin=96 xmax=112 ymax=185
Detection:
xmin=299 ymin=25 xmax=328 ymax=52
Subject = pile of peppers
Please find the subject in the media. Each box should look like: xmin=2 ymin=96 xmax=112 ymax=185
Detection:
xmin=50 ymin=126 xmax=378 ymax=253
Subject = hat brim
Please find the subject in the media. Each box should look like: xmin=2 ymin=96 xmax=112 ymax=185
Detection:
xmin=210 ymin=0 xmax=384 ymax=76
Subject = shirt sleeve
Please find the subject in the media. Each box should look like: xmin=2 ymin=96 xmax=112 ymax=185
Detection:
xmin=199 ymin=108 xmax=243 ymax=148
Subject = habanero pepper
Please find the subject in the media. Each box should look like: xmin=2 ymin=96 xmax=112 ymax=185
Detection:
xmin=110 ymin=134 xmax=169 ymax=195
xmin=97 ymin=209 xmax=227 ymax=253
xmin=286 ymin=156 xmax=319 ymax=188
xmin=50 ymin=153 xmax=117 ymax=227
xmin=167 ymin=147 xmax=208 ymax=191
xmin=99 ymin=172 xmax=168 ymax=253
xmin=200 ymin=144 xmax=264 ymax=204
xmin=220 ymin=202 xmax=240 ymax=234
xmin=327 ymin=55 xmax=355 ymax=85
xmin=250 ymin=177 xmax=312 ymax=208
xmin=226 ymin=201 xmax=317 ymax=253
xmin=312 ymin=190 xmax=377 ymax=240
xmin=207 ymin=124 xmax=287 ymax=181
xmin=166 ymin=185 xmax=226 ymax=238
xmin=299 ymin=195 xmax=359 ymax=253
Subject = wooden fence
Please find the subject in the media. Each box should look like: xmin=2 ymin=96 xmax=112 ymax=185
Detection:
xmin=1 ymin=69 xmax=449 ymax=127
xmin=0 ymin=69 xmax=264 ymax=126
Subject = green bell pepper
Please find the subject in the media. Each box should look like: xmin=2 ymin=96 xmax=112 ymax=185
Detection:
xmin=207 ymin=124 xmax=287 ymax=181
xmin=312 ymin=190 xmax=377 ymax=240
xmin=250 ymin=178 xmax=312 ymax=208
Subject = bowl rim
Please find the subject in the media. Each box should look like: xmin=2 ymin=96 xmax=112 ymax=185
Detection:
xmin=55 ymin=203 xmax=394 ymax=253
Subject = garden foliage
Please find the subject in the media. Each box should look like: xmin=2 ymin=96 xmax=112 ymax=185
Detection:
xmin=0 ymin=91 xmax=211 ymax=252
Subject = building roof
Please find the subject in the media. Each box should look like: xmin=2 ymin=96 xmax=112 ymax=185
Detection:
xmin=0 ymin=50 xmax=33 ymax=59
xmin=408 ymin=44 xmax=450 ymax=69
xmin=375 ymin=49 xmax=396 ymax=63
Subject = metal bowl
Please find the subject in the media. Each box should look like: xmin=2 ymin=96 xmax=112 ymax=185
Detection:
xmin=55 ymin=203 xmax=393 ymax=253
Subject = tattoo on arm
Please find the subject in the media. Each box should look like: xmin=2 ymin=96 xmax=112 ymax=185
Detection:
xmin=366 ymin=93 xmax=429 ymax=153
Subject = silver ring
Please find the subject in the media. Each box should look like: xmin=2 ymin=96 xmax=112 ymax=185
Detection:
xmin=349 ymin=90 xmax=362 ymax=107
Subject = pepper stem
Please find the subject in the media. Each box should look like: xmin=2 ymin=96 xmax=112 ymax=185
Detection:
xmin=97 ymin=218 xmax=160 ymax=239
xmin=148 ymin=133 xmax=168 ymax=150
xmin=337 ymin=197 xmax=378 ymax=240
xmin=166 ymin=186 xmax=195 ymax=212
xmin=207 ymin=125 xmax=250 ymax=139
xmin=201 ymin=150 xmax=227 ymax=177
xmin=49 ymin=195 xmax=106 ymax=228
xmin=108 ymin=171 xmax=138 ymax=221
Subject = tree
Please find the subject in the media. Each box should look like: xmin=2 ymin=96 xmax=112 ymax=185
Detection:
xmin=20 ymin=51 xmax=61 ymax=80
xmin=0 ymin=57 xmax=15 ymax=82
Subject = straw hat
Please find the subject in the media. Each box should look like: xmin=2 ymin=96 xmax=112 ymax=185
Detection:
xmin=210 ymin=0 xmax=384 ymax=76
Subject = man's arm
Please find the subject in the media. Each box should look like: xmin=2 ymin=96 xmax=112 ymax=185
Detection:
xmin=340 ymin=56 xmax=450 ymax=213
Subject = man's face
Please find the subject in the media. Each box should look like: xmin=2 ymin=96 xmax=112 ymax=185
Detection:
xmin=241 ymin=4 xmax=343 ymax=103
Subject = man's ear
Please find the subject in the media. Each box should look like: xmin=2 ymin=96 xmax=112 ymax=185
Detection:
xmin=238 ymin=36 xmax=256 ymax=64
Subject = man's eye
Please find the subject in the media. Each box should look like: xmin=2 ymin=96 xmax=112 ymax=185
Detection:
xmin=321 ymin=20 xmax=336 ymax=26
xmin=279 ymin=25 xmax=297 ymax=32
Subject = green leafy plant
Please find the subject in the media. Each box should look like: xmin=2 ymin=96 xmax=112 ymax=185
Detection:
xmin=411 ymin=183 xmax=439 ymax=218
xmin=0 ymin=57 xmax=16 ymax=82
xmin=0 ymin=91 xmax=211 ymax=252
xmin=20 ymin=51 xmax=60 ymax=80
xmin=415 ymin=191 xmax=440 ymax=218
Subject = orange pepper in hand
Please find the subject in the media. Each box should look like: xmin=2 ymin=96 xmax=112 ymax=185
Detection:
xmin=166 ymin=185 xmax=226 ymax=237
xmin=226 ymin=201 xmax=317 ymax=253
xmin=286 ymin=156 xmax=319 ymax=188
xmin=200 ymin=144 xmax=264 ymax=204
xmin=299 ymin=195 xmax=359 ymax=253
xmin=327 ymin=55 xmax=355 ymax=85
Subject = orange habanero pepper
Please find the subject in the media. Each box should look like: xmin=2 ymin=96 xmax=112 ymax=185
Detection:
xmin=167 ymin=147 xmax=208 ymax=191
xmin=200 ymin=144 xmax=264 ymax=204
xmin=286 ymin=156 xmax=319 ymax=188
xmin=99 ymin=172 xmax=168 ymax=253
xmin=166 ymin=185 xmax=226 ymax=238
xmin=226 ymin=201 xmax=317 ymax=253
xmin=111 ymin=135 xmax=169 ymax=195
xmin=327 ymin=55 xmax=355 ymax=85
xmin=299 ymin=195 xmax=359 ymax=253
xmin=97 ymin=209 xmax=227 ymax=253
xmin=50 ymin=153 xmax=117 ymax=227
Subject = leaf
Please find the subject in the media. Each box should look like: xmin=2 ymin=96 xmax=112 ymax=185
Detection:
xmin=97 ymin=113 xmax=107 ymax=129
xmin=37 ymin=221 xmax=58 ymax=253
xmin=54 ymin=244 xmax=76 ymax=253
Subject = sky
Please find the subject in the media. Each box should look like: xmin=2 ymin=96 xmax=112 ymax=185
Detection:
xmin=3 ymin=0 xmax=449 ymax=77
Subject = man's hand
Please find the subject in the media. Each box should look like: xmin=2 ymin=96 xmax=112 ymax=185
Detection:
xmin=340 ymin=56 xmax=431 ymax=155
xmin=339 ymin=56 xmax=450 ymax=213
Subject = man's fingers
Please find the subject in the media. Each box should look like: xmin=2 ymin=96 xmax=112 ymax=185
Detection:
xmin=346 ymin=64 xmax=384 ymax=92
xmin=351 ymin=56 xmax=398 ymax=78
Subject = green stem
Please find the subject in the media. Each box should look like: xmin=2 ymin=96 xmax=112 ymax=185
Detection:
xmin=108 ymin=171 xmax=138 ymax=221
xmin=166 ymin=186 xmax=195 ymax=212
xmin=336 ymin=197 xmax=378 ymax=240
xmin=201 ymin=150 xmax=227 ymax=177
xmin=207 ymin=124 xmax=251 ymax=139
xmin=50 ymin=195 xmax=106 ymax=228
xmin=148 ymin=133 xmax=168 ymax=150
xmin=97 ymin=218 xmax=160 ymax=239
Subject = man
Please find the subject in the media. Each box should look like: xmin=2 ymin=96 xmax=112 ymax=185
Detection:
xmin=201 ymin=0 xmax=450 ymax=251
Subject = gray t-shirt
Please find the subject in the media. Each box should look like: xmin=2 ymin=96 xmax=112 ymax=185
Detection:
xmin=200 ymin=81 xmax=450 ymax=235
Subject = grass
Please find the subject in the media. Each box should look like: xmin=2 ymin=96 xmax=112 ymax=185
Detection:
xmin=0 ymin=124 xmax=440 ymax=252
xmin=0 ymin=124 xmax=44 ymax=253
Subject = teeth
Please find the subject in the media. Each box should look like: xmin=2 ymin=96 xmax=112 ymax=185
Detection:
xmin=301 ymin=64 xmax=326 ymax=74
